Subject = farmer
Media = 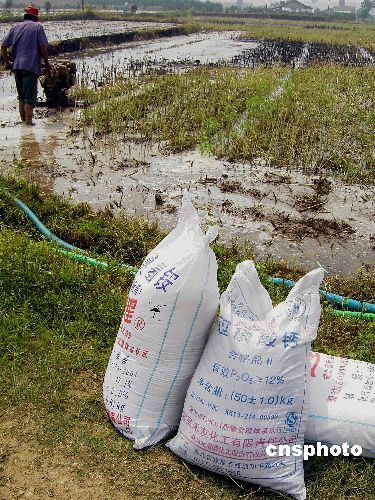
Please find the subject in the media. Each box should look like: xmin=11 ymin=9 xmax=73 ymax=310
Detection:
xmin=1 ymin=6 xmax=50 ymax=125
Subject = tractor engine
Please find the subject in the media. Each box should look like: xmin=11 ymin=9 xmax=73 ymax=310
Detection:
xmin=39 ymin=60 xmax=77 ymax=107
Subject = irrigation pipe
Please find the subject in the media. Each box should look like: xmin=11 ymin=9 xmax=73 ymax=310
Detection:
xmin=51 ymin=252 xmax=375 ymax=319
xmin=332 ymin=310 xmax=375 ymax=320
xmin=55 ymin=248 xmax=137 ymax=273
xmin=55 ymin=248 xmax=107 ymax=269
xmin=44 ymin=253 xmax=375 ymax=319
xmin=2 ymin=189 xmax=374 ymax=315
xmin=270 ymin=277 xmax=375 ymax=314
xmin=2 ymin=189 xmax=86 ymax=253
xmin=1 ymin=188 xmax=136 ymax=272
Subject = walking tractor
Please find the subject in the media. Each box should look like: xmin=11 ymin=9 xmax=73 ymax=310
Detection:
xmin=39 ymin=60 xmax=77 ymax=107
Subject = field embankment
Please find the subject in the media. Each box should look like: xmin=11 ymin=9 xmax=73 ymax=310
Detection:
xmin=194 ymin=15 xmax=375 ymax=50
xmin=47 ymin=25 xmax=197 ymax=56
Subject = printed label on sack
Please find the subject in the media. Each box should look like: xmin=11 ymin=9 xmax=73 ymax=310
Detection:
xmin=309 ymin=352 xmax=375 ymax=404
xmin=172 ymin=318 xmax=310 ymax=479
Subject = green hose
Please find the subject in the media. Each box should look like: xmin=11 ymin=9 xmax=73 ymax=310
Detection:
xmin=56 ymin=248 xmax=108 ymax=269
xmin=57 ymin=249 xmax=375 ymax=321
xmin=1 ymin=187 xmax=137 ymax=273
xmin=270 ymin=276 xmax=375 ymax=313
xmin=55 ymin=252 xmax=375 ymax=320
xmin=332 ymin=309 xmax=375 ymax=320
xmin=2 ymin=188 xmax=86 ymax=253
xmin=55 ymin=248 xmax=137 ymax=273
xmin=3 ymin=189 xmax=374 ymax=320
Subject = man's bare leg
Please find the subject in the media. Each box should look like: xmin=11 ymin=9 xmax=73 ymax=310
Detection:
xmin=19 ymin=101 xmax=26 ymax=122
xmin=24 ymin=103 xmax=34 ymax=125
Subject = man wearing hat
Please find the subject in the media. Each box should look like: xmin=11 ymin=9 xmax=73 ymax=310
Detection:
xmin=1 ymin=6 xmax=50 ymax=125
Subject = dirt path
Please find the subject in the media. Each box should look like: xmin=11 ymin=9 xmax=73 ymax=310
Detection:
xmin=0 ymin=430 xmax=108 ymax=500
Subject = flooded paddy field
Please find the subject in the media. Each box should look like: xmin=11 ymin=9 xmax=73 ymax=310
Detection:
xmin=0 ymin=19 xmax=176 ymax=42
xmin=11 ymin=131 xmax=375 ymax=277
xmin=74 ymin=31 xmax=258 ymax=85
xmin=233 ymin=37 xmax=375 ymax=67
xmin=0 ymin=29 xmax=374 ymax=277
xmin=72 ymin=32 xmax=375 ymax=85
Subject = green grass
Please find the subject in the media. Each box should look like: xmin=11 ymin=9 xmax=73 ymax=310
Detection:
xmin=0 ymin=175 xmax=374 ymax=498
xmin=74 ymin=65 xmax=375 ymax=182
xmin=193 ymin=16 xmax=375 ymax=50
xmin=77 ymin=67 xmax=285 ymax=149
xmin=0 ymin=8 xmax=184 ymax=25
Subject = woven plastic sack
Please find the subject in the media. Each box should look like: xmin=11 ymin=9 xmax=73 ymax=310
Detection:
xmin=168 ymin=261 xmax=324 ymax=499
xmin=103 ymin=192 xmax=219 ymax=449
xmin=307 ymin=352 xmax=375 ymax=458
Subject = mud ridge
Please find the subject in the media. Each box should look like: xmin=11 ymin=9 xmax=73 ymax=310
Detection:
xmin=233 ymin=38 xmax=375 ymax=67
xmin=48 ymin=26 xmax=186 ymax=56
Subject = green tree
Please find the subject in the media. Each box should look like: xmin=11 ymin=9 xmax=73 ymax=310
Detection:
xmin=4 ymin=0 xmax=13 ymax=11
xmin=44 ymin=0 xmax=52 ymax=13
xmin=357 ymin=0 xmax=375 ymax=19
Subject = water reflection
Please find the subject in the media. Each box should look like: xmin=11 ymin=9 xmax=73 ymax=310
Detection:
xmin=19 ymin=126 xmax=42 ymax=164
xmin=18 ymin=126 xmax=55 ymax=196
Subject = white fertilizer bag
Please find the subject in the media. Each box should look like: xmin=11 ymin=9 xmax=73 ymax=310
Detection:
xmin=103 ymin=192 xmax=219 ymax=449
xmin=168 ymin=261 xmax=324 ymax=500
xmin=307 ymin=352 xmax=375 ymax=458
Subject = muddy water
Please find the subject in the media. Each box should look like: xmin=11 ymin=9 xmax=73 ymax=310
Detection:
xmin=0 ymin=20 xmax=175 ymax=42
xmin=3 ymin=124 xmax=373 ymax=277
xmin=47 ymin=137 xmax=374 ymax=277
xmin=75 ymin=31 xmax=258 ymax=85
xmin=0 ymin=30 xmax=374 ymax=276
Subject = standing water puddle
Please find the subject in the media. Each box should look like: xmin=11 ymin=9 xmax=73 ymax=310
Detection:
xmin=50 ymin=139 xmax=375 ymax=276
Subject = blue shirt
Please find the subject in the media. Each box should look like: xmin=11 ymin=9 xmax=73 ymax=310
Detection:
xmin=2 ymin=20 xmax=48 ymax=76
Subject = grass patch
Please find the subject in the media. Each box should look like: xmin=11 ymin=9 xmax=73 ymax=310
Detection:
xmin=74 ymin=65 xmax=375 ymax=182
xmin=0 ymin=175 xmax=374 ymax=498
xmin=0 ymin=8 xmax=184 ymax=25
xmin=0 ymin=176 xmax=162 ymax=267
xmin=194 ymin=15 xmax=375 ymax=50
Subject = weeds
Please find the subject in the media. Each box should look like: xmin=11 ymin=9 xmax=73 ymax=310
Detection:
xmin=73 ymin=65 xmax=375 ymax=182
